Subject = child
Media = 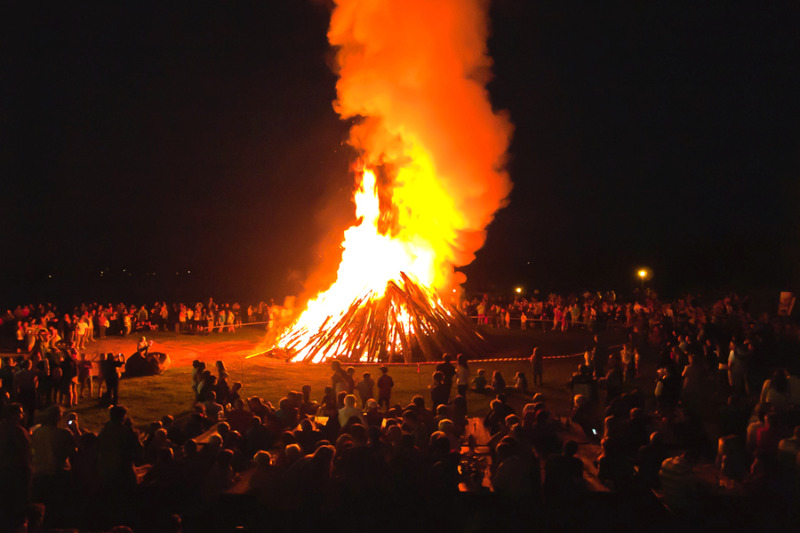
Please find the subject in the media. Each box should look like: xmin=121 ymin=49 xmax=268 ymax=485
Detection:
xmin=514 ymin=371 xmax=529 ymax=393
xmin=471 ymin=369 xmax=488 ymax=393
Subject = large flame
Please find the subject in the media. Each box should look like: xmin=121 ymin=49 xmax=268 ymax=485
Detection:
xmin=275 ymin=0 xmax=512 ymax=362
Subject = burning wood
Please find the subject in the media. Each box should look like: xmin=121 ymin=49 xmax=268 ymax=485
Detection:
xmin=266 ymin=1 xmax=511 ymax=364
xmin=282 ymin=273 xmax=487 ymax=363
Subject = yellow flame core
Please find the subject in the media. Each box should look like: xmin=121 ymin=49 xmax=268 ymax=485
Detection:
xmin=279 ymin=168 xmax=446 ymax=363
xmin=274 ymin=0 xmax=513 ymax=363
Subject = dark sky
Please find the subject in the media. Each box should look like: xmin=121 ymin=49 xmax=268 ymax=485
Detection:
xmin=2 ymin=1 xmax=799 ymax=305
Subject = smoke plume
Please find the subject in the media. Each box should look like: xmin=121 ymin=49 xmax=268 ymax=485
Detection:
xmin=328 ymin=0 xmax=513 ymax=289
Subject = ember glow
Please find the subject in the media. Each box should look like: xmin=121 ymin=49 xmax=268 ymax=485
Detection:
xmin=274 ymin=0 xmax=512 ymax=362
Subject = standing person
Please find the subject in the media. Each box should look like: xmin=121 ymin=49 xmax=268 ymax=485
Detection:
xmin=0 ymin=357 xmax=14 ymax=401
xmin=15 ymin=322 xmax=25 ymax=353
xmin=60 ymin=350 xmax=78 ymax=407
xmin=330 ymin=360 xmax=347 ymax=394
xmin=267 ymin=302 xmax=276 ymax=332
xmin=178 ymin=305 xmax=186 ymax=334
xmin=159 ymin=302 xmax=169 ymax=332
xmin=123 ymin=313 xmax=132 ymax=336
xmin=101 ymin=353 xmax=125 ymax=406
xmin=355 ymin=372 xmax=375 ymax=408
xmin=430 ymin=371 xmax=450 ymax=409
xmin=14 ymin=359 xmax=38 ymax=428
xmin=96 ymin=405 xmax=143 ymax=513
xmin=456 ymin=354 xmax=470 ymax=397
xmin=436 ymin=354 xmax=456 ymax=397
xmin=344 ymin=367 xmax=356 ymax=394
xmin=0 ymin=403 xmax=33 ymax=532
xmin=552 ymin=306 xmax=563 ymax=332
xmin=77 ymin=353 xmax=93 ymax=400
xmin=377 ymin=366 xmax=394 ymax=410
xmin=30 ymin=405 xmax=77 ymax=505
xmin=621 ymin=345 xmax=635 ymax=385
xmin=226 ymin=307 xmax=236 ymax=333
xmin=98 ymin=311 xmax=110 ymax=339
xmin=728 ymin=340 xmax=749 ymax=396
xmin=75 ymin=317 xmax=88 ymax=350
xmin=591 ymin=335 xmax=608 ymax=379
xmin=520 ymin=310 xmax=528 ymax=330
xmin=206 ymin=308 xmax=214 ymax=335
xmin=530 ymin=347 xmax=543 ymax=386
xmin=571 ymin=304 xmax=582 ymax=330
xmin=215 ymin=360 xmax=229 ymax=381
xmin=476 ymin=300 xmax=487 ymax=326
xmin=86 ymin=311 xmax=95 ymax=342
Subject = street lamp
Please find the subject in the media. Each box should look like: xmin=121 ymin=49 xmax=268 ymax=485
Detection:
xmin=514 ymin=286 xmax=523 ymax=295
xmin=637 ymin=268 xmax=650 ymax=293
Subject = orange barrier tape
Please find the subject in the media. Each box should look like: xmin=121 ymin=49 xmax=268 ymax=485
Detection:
xmin=313 ymin=345 xmax=623 ymax=365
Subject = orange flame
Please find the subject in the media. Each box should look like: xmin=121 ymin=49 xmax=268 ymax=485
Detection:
xmin=276 ymin=0 xmax=512 ymax=362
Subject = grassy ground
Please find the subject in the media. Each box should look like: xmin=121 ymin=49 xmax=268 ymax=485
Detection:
xmin=57 ymin=325 xmax=627 ymax=433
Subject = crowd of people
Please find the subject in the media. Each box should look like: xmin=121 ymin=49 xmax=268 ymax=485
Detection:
xmin=0 ymin=299 xmax=281 ymax=353
xmin=1 ymin=291 xmax=800 ymax=532
xmin=462 ymin=291 xmax=625 ymax=332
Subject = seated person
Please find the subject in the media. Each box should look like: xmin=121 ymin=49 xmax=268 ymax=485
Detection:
xmin=471 ymin=369 xmax=488 ymax=392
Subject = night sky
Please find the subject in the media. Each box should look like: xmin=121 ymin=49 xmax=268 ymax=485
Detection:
xmin=2 ymin=1 xmax=799 ymax=306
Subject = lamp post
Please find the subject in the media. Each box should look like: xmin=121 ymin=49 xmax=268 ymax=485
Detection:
xmin=637 ymin=268 xmax=649 ymax=293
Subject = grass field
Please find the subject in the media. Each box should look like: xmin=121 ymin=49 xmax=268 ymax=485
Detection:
xmin=59 ymin=325 xmax=625 ymax=433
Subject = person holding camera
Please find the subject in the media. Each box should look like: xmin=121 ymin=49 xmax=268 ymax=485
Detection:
xmin=101 ymin=353 xmax=125 ymax=406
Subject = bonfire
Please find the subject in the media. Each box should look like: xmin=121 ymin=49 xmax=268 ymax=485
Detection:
xmin=270 ymin=0 xmax=513 ymax=364
xmin=279 ymin=272 xmax=486 ymax=364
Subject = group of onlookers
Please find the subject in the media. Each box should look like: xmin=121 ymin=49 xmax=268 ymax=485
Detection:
xmin=465 ymin=291 xmax=622 ymax=332
xmin=0 ymin=299 xmax=282 ymax=351
xmin=2 ymin=291 xmax=800 ymax=531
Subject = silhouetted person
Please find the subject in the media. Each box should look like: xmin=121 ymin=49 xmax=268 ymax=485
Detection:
xmin=0 ymin=403 xmax=32 ymax=531
xmin=436 ymin=354 xmax=456 ymax=395
xmin=96 ymin=405 xmax=142 ymax=521
xmin=101 ymin=353 xmax=125 ymax=406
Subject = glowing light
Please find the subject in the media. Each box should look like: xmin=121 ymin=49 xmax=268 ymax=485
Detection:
xmin=272 ymin=0 xmax=512 ymax=363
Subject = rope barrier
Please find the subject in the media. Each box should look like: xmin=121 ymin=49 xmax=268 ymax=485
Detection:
xmin=341 ymin=352 xmax=584 ymax=365
xmin=247 ymin=344 xmax=623 ymax=365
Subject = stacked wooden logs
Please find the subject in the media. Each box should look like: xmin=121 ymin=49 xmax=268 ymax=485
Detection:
xmin=283 ymin=272 xmax=488 ymax=363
